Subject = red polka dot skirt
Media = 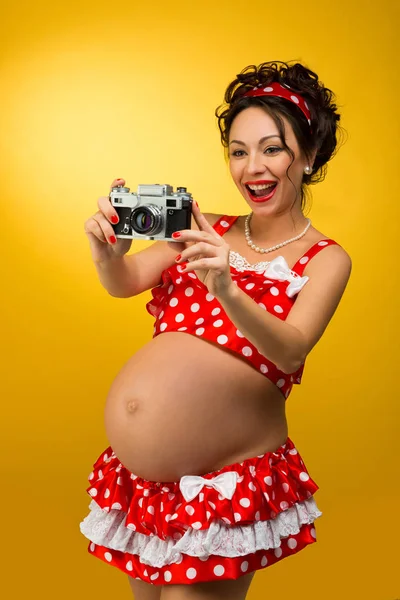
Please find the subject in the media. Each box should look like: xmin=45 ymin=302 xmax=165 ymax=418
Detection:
xmin=80 ymin=437 xmax=322 ymax=585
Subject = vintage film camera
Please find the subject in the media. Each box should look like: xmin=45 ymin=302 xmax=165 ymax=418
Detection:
xmin=109 ymin=184 xmax=193 ymax=241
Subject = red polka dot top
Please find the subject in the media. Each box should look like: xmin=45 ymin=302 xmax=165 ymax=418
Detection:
xmin=146 ymin=215 xmax=340 ymax=400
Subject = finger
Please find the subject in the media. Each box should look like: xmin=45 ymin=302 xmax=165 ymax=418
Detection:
xmin=98 ymin=196 xmax=120 ymax=226
xmin=173 ymin=229 xmax=221 ymax=246
xmin=190 ymin=200 xmax=204 ymax=231
xmin=176 ymin=241 xmax=216 ymax=263
xmin=110 ymin=177 xmax=125 ymax=191
xmin=91 ymin=212 xmax=118 ymax=244
xmin=84 ymin=216 xmax=108 ymax=244
xmin=167 ymin=240 xmax=187 ymax=252
xmin=177 ymin=256 xmax=221 ymax=273
xmin=191 ymin=202 xmax=222 ymax=238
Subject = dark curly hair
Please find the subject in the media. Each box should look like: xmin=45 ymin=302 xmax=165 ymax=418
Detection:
xmin=215 ymin=60 xmax=346 ymax=212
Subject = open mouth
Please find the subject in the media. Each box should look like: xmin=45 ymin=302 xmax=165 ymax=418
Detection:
xmin=245 ymin=182 xmax=278 ymax=200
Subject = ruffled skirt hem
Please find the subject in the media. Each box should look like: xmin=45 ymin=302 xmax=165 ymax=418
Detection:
xmin=80 ymin=496 xmax=321 ymax=568
xmin=80 ymin=437 xmax=322 ymax=585
xmin=86 ymin=522 xmax=317 ymax=585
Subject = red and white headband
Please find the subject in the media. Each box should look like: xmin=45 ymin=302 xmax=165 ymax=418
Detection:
xmin=243 ymin=82 xmax=312 ymax=130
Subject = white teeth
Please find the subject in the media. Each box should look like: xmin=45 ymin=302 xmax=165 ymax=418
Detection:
xmin=248 ymin=183 xmax=276 ymax=191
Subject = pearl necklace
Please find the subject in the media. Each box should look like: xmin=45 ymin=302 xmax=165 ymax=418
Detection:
xmin=244 ymin=213 xmax=312 ymax=253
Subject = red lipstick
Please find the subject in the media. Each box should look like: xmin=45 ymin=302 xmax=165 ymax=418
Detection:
xmin=245 ymin=180 xmax=278 ymax=203
xmin=244 ymin=180 xmax=277 ymax=185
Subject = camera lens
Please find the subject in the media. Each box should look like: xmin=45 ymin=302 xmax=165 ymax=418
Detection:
xmin=130 ymin=205 xmax=163 ymax=235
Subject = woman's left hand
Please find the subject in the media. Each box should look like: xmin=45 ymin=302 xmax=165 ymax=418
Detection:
xmin=167 ymin=202 xmax=234 ymax=299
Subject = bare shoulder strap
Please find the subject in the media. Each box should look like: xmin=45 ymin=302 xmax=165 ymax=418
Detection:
xmin=292 ymin=239 xmax=341 ymax=276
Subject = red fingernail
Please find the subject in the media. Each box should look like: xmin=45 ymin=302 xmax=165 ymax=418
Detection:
xmin=111 ymin=215 xmax=119 ymax=224
xmin=172 ymin=232 xmax=181 ymax=238
xmin=175 ymin=254 xmax=181 ymax=262
xmin=110 ymin=235 xmax=117 ymax=244
xmin=195 ymin=201 xmax=199 ymax=207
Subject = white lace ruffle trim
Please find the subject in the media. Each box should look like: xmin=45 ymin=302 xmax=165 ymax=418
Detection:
xmin=80 ymin=497 xmax=322 ymax=568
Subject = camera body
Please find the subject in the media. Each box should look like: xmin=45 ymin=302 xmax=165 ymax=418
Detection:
xmin=109 ymin=184 xmax=193 ymax=241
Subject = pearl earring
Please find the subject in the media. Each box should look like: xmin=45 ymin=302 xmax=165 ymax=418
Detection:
xmin=304 ymin=165 xmax=312 ymax=175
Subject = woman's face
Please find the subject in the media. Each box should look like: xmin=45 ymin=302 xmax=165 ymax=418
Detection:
xmin=228 ymin=106 xmax=310 ymax=214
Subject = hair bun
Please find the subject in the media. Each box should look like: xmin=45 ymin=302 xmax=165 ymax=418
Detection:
xmin=215 ymin=60 xmax=346 ymax=211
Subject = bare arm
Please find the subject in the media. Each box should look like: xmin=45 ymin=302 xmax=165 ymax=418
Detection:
xmin=97 ymin=212 xmax=221 ymax=298
xmin=217 ymin=244 xmax=352 ymax=373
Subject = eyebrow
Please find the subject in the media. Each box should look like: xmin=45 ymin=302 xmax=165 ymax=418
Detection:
xmin=229 ymin=135 xmax=280 ymax=146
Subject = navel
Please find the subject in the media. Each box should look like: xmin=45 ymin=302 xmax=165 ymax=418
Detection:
xmin=126 ymin=399 xmax=139 ymax=414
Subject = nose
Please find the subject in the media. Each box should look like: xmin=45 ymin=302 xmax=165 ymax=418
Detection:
xmin=245 ymin=152 xmax=269 ymax=176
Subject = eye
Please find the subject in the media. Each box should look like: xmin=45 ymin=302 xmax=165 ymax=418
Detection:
xmin=230 ymin=147 xmax=282 ymax=157
xmin=264 ymin=147 xmax=282 ymax=154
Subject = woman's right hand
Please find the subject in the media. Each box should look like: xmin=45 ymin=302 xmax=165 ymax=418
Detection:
xmin=84 ymin=178 xmax=133 ymax=263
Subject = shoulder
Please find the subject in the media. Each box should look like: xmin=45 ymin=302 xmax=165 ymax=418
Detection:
xmin=303 ymin=236 xmax=352 ymax=287
xmin=285 ymin=235 xmax=352 ymax=359
xmin=306 ymin=226 xmax=351 ymax=267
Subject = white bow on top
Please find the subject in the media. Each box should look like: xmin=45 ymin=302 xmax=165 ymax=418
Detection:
xmin=179 ymin=471 xmax=238 ymax=503
xmin=262 ymin=256 xmax=309 ymax=298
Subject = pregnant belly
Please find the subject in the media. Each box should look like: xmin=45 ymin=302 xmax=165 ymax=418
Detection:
xmin=104 ymin=332 xmax=288 ymax=482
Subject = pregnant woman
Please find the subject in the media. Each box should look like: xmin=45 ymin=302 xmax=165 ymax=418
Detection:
xmin=80 ymin=60 xmax=352 ymax=600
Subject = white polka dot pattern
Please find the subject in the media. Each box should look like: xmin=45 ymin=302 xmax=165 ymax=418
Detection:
xmin=187 ymin=567 xmax=197 ymax=579
xmin=214 ymin=565 xmax=225 ymax=576
xmin=145 ymin=219 xmax=338 ymax=401
xmin=82 ymin=437 xmax=322 ymax=586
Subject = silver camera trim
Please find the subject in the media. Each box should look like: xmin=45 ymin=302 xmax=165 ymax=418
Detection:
xmin=109 ymin=183 xmax=193 ymax=241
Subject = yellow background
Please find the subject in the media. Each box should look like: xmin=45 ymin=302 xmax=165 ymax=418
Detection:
xmin=1 ymin=0 xmax=399 ymax=598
